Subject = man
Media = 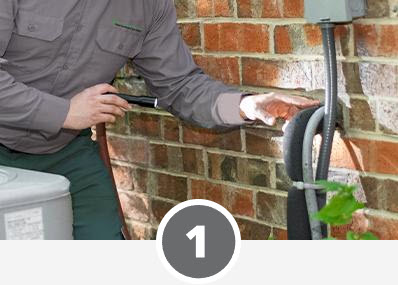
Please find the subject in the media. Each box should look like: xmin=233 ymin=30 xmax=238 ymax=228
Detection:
xmin=0 ymin=0 xmax=319 ymax=239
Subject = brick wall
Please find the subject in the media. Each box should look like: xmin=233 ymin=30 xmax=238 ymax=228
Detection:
xmin=109 ymin=0 xmax=398 ymax=240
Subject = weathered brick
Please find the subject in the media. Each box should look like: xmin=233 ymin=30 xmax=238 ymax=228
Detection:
xmin=273 ymin=228 xmax=288 ymax=240
xmin=274 ymin=24 xmax=350 ymax=56
xmin=156 ymin=173 xmax=188 ymax=202
xmin=257 ymin=192 xmax=287 ymax=226
xmin=355 ymin=24 xmax=398 ymax=57
xmin=378 ymin=100 xmax=398 ymax=135
xmin=108 ymin=136 xmax=149 ymax=166
xmin=191 ymin=179 xmax=225 ymax=206
xmin=112 ymin=165 xmax=134 ymax=191
xmin=245 ymin=128 xmax=283 ymax=158
xmin=120 ymin=192 xmax=150 ymax=223
xmin=197 ymin=0 xmax=234 ymax=17
xmin=331 ymin=224 xmax=351 ymax=240
xmin=237 ymin=0 xmax=303 ymax=18
xmin=366 ymin=0 xmax=398 ymax=18
xmin=151 ymin=198 xmax=176 ymax=224
xmin=275 ymin=163 xmax=291 ymax=191
xmin=194 ymin=55 xmax=240 ymax=85
xmin=175 ymin=0 xmax=195 ymax=19
xmin=183 ymin=124 xmax=242 ymax=151
xmin=191 ymin=179 xmax=254 ymax=217
xmin=126 ymin=221 xmax=154 ymax=240
xmin=283 ymin=0 xmax=304 ymax=18
xmin=162 ymin=116 xmax=180 ymax=142
xmin=330 ymin=134 xmax=398 ymax=175
xmin=181 ymin=147 xmax=205 ymax=175
xmin=204 ymin=23 xmax=270 ymax=53
xmin=150 ymin=144 xmax=168 ymax=169
xmin=349 ymin=99 xmax=376 ymax=131
xmin=179 ymin=23 xmax=201 ymax=49
xmin=361 ymin=176 xmax=398 ymax=213
xmin=236 ymin=218 xmax=271 ymax=240
xmin=367 ymin=213 xmax=398 ymax=240
xmin=208 ymin=152 xmax=271 ymax=187
xmin=129 ymin=112 xmax=161 ymax=139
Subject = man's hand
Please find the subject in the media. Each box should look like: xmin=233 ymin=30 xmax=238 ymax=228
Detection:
xmin=63 ymin=84 xmax=130 ymax=130
xmin=240 ymin=93 xmax=320 ymax=126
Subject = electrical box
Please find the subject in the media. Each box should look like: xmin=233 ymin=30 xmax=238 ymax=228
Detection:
xmin=305 ymin=0 xmax=367 ymax=23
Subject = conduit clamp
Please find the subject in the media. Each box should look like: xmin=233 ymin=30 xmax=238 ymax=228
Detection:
xmin=292 ymin=181 xmax=324 ymax=191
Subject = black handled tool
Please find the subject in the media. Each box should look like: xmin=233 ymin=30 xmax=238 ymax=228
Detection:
xmin=117 ymin=93 xmax=157 ymax=109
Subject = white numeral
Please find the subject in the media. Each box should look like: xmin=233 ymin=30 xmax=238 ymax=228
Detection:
xmin=186 ymin=225 xmax=205 ymax=258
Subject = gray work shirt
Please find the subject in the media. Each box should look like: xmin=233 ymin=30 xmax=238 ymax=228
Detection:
xmin=0 ymin=0 xmax=245 ymax=154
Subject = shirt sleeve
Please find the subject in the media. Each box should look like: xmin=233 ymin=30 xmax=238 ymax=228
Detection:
xmin=132 ymin=0 xmax=246 ymax=129
xmin=0 ymin=0 xmax=70 ymax=138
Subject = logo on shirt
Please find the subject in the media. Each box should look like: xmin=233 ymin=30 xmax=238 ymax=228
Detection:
xmin=112 ymin=20 xmax=143 ymax=32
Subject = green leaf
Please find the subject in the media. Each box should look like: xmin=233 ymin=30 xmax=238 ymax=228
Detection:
xmin=316 ymin=180 xmax=345 ymax=192
xmin=323 ymin=237 xmax=337 ymax=240
xmin=313 ymin=193 xmax=364 ymax=225
xmin=346 ymin=231 xmax=359 ymax=240
xmin=359 ymin=232 xmax=379 ymax=240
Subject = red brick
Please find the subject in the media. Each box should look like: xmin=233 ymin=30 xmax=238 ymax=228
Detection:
xmin=129 ymin=112 xmax=161 ymax=138
xmin=157 ymin=173 xmax=188 ymax=202
xmin=181 ymin=148 xmax=205 ymax=175
xmin=197 ymin=0 xmax=234 ymax=17
xmin=329 ymin=136 xmax=373 ymax=172
xmin=274 ymin=26 xmax=292 ymax=54
xmin=245 ymin=128 xmax=283 ymax=158
xmin=108 ymin=136 xmax=149 ymax=166
xmin=236 ymin=218 xmax=271 ymax=240
xmin=236 ymin=0 xmax=288 ymax=18
xmin=179 ymin=23 xmax=201 ymax=49
xmin=194 ymin=55 xmax=240 ymax=85
xmin=379 ymin=25 xmax=398 ymax=57
xmin=151 ymin=199 xmax=176 ymax=224
xmin=150 ymin=144 xmax=168 ymax=169
xmin=355 ymin=24 xmax=398 ymax=57
xmin=274 ymin=24 xmax=349 ymax=55
xmin=112 ymin=165 xmax=133 ymax=191
xmin=132 ymin=168 xmax=148 ymax=193
xmin=197 ymin=0 xmax=212 ymax=17
xmin=273 ymin=228 xmax=288 ymax=240
xmin=257 ymin=192 xmax=287 ymax=225
xmin=126 ymin=221 xmax=153 ymax=240
xmin=331 ymin=224 xmax=351 ymax=240
xmin=191 ymin=179 xmax=225 ymax=206
xmin=349 ymin=99 xmax=376 ymax=131
xmin=367 ymin=214 xmax=398 ymax=240
xmin=183 ymin=124 xmax=242 ymax=151
xmin=231 ymin=189 xmax=254 ymax=217
xmin=208 ymin=152 xmax=271 ymax=187
xmin=214 ymin=0 xmax=234 ymax=17
xmin=283 ymin=0 xmax=304 ymax=18
xmin=191 ymin=179 xmax=255 ymax=217
xmin=162 ymin=117 xmax=180 ymax=142
xmin=119 ymin=192 xmax=150 ymax=222
xmin=204 ymin=23 xmax=269 ymax=53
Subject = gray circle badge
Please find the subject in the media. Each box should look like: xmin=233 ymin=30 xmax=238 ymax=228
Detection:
xmin=156 ymin=200 xmax=241 ymax=284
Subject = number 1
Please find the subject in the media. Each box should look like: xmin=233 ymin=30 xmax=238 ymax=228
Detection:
xmin=186 ymin=225 xmax=205 ymax=258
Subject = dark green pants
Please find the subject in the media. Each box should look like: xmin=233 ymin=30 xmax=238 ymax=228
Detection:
xmin=0 ymin=130 xmax=123 ymax=240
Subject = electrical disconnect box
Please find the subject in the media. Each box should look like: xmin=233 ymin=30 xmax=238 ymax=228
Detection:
xmin=305 ymin=0 xmax=367 ymax=23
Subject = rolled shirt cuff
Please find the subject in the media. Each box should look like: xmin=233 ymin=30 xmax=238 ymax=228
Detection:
xmin=31 ymin=93 xmax=70 ymax=138
xmin=215 ymin=92 xmax=252 ymax=126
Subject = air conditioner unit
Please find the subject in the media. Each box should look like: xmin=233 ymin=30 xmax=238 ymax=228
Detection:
xmin=0 ymin=166 xmax=73 ymax=240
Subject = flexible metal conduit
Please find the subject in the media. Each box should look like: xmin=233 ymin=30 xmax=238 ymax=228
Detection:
xmin=316 ymin=24 xmax=338 ymax=237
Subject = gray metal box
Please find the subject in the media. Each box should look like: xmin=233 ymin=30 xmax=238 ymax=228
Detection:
xmin=305 ymin=0 xmax=367 ymax=23
xmin=0 ymin=166 xmax=73 ymax=240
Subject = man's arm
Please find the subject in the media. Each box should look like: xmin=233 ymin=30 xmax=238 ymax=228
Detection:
xmin=133 ymin=0 xmax=245 ymax=129
xmin=0 ymin=0 xmax=69 ymax=138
